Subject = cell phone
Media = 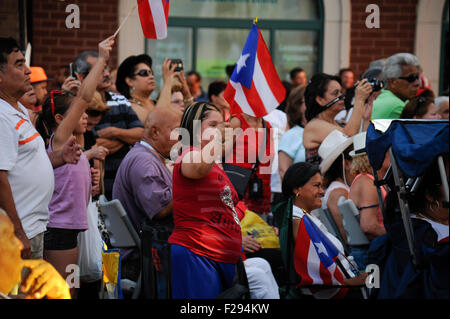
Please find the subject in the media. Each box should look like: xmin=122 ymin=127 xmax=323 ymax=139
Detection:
xmin=69 ymin=62 xmax=76 ymax=79
xmin=170 ymin=59 xmax=183 ymax=72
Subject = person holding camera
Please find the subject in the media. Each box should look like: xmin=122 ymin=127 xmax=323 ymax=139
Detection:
xmin=302 ymin=73 xmax=374 ymax=165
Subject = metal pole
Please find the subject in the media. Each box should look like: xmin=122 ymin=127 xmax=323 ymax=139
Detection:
xmin=437 ymin=155 xmax=449 ymax=204
xmin=389 ymin=148 xmax=418 ymax=268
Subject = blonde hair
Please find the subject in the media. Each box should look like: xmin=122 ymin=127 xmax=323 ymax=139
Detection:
xmin=350 ymin=154 xmax=372 ymax=175
xmin=87 ymin=91 xmax=109 ymax=112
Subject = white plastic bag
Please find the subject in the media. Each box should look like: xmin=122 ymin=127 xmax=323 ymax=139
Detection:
xmin=78 ymin=198 xmax=103 ymax=282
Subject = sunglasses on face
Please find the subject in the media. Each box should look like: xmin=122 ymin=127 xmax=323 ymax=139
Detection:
xmin=397 ymin=73 xmax=420 ymax=83
xmin=134 ymin=69 xmax=153 ymax=77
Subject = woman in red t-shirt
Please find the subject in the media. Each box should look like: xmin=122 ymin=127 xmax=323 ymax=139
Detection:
xmin=227 ymin=113 xmax=274 ymax=217
xmin=169 ymin=102 xmax=242 ymax=299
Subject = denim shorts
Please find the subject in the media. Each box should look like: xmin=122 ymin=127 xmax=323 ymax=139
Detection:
xmin=44 ymin=227 xmax=83 ymax=250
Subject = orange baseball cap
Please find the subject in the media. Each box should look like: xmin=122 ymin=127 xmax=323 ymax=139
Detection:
xmin=30 ymin=66 xmax=52 ymax=84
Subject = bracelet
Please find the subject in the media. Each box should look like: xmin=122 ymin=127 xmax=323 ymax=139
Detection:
xmin=184 ymin=97 xmax=194 ymax=104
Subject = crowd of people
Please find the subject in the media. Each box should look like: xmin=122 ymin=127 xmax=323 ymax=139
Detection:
xmin=0 ymin=32 xmax=448 ymax=300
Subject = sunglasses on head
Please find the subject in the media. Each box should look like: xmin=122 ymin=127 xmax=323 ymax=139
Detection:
xmin=134 ymin=69 xmax=153 ymax=77
xmin=397 ymin=74 xmax=420 ymax=83
xmin=50 ymin=90 xmax=64 ymax=117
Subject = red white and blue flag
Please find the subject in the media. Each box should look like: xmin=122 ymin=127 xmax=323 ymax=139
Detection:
xmin=224 ymin=23 xmax=286 ymax=117
xmin=294 ymin=209 xmax=349 ymax=299
xmin=137 ymin=0 xmax=170 ymax=39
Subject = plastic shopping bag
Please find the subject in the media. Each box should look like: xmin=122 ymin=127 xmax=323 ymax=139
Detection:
xmin=77 ymin=199 xmax=103 ymax=282
xmin=241 ymin=209 xmax=280 ymax=249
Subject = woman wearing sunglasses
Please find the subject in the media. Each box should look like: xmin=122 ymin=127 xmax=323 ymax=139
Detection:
xmin=302 ymin=73 xmax=374 ymax=165
xmin=34 ymin=36 xmax=115 ymax=297
xmin=115 ymin=54 xmax=156 ymax=124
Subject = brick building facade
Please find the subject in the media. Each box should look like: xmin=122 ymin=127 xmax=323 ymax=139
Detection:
xmin=1 ymin=0 xmax=447 ymax=92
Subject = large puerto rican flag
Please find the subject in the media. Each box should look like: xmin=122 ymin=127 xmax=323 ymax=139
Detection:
xmin=224 ymin=23 xmax=286 ymax=118
xmin=294 ymin=209 xmax=349 ymax=299
xmin=137 ymin=0 xmax=170 ymax=39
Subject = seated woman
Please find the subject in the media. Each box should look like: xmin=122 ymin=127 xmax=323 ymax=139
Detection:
xmin=168 ymin=102 xmax=242 ymax=299
xmin=318 ymin=131 xmax=354 ymax=245
xmin=400 ymin=90 xmax=442 ymax=119
xmin=302 ymin=73 xmax=374 ymax=164
xmin=348 ymin=132 xmax=388 ymax=270
xmin=280 ymin=162 xmax=367 ymax=299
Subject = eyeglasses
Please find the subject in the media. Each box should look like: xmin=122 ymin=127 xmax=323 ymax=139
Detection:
xmin=50 ymin=90 xmax=64 ymax=117
xmin=397 ymin=74 xmax=420 ymax=83
xmin=134 ymin=69 xmax=153 ymax=77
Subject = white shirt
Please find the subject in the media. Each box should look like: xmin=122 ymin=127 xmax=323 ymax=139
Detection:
xmin=263 ymin=109 xmax=287 ymax=193
xmin=411 ymin=214 xmax=449 ymax=242
xmin=0 ymin=99 xmax=54 ymax=239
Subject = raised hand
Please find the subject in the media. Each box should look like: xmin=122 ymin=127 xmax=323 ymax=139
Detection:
xmin=98 ymin=35 xmax=115 ymax=63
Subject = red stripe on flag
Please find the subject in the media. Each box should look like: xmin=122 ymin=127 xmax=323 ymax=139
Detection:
xmin=319 ymin=262 xmax=333 ymax=286
xmin=241 ymin=82 xmax=268 ymax=118
xmin=256 ymin=29 xmax=286 ymax=104
xmin=294 ymin=220 xmax=314 ymax=286
xmin=138 ymin=0 xmax=157 ymax=39
xmin=224 ymin=82 xmax=243 ymax=117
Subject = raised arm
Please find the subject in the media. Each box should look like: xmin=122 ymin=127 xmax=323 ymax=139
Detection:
xmin=53 ymin=36 xmax=115 ymax=151
xmin=340 ymin=79 xmax=372 ymax=137
xmin=155 ymin=58 xmax=177 ymax=109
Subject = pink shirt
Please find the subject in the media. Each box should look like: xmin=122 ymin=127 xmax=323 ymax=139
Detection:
xmin=47 ymin=136 xmax=91 ymax=229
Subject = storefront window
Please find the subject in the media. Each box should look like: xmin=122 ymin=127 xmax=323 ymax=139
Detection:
xmin=147 ymin=0 xmax=323 ymax=96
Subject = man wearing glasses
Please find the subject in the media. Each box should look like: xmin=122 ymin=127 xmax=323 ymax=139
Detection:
xmin=371 ymin=53 xmax=421 ymax=119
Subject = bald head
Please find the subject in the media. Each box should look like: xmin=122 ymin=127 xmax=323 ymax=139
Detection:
xmin=143 ymin=106 xmax=182 ymax=157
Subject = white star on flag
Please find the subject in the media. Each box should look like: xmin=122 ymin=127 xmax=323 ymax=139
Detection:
xmin=314 ymin=241 xmax=328 ymax=257
xmin=236 ymin=53 xmax=250 ymax=74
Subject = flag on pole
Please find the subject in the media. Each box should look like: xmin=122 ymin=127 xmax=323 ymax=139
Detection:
xmin=224 ymin=22 xmax=286 ymax=118
xmin=137 ymin=0 xmax=170 ymax=39
xmin=293 ymin=209 xmax=349 ymax=299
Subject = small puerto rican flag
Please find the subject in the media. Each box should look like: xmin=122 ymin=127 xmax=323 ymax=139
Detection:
xmin=137 ymin=0 xmax=170 ymax=39
xmin=224 ymin=22 xmax=286 ymax=117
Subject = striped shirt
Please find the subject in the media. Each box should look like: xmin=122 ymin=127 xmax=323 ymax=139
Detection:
xmin=93 ymin=92 xmax=144 ymax=196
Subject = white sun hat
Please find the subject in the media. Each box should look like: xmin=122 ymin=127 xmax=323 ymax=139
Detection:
xmin=318 ymin=130 xmax=353 ymax=174
xmin=349 ymin=131 xmax=367 ymax=157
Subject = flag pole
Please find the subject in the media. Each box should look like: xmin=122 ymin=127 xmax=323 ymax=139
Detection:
xmin=113 ymin=4 xmax=137 ymax=37
xmin=253 ymin=17 xmax=258 ymax=24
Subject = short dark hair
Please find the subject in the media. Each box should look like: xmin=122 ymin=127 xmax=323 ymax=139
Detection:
xmin=115 ymin=54 xmax=153 ymax=99
xmin=304 ymin=72 xmax=342 ymax=122
xmin=339 ymin=68 xmax=353 ymax=77
xmin=400 ymin=90 xmax=436 ymax=119
xmin=290 ymin=67 xmax=305 ymax=80
xmin=225 ymin=64 xmax=236 ymax=78
xmin=0 ymin=37 xmax=21 ymax=72
xmin=208 ymin=81 xmax=227 ymax=101
xmin=282 ymin=162 xmax=321 ymax=198
xmin=74 ymin=50 xmax=98 ymax=76
xmin=187 ymin=70 xmax=201 ymax=82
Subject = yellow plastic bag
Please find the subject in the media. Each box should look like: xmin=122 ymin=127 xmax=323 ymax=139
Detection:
xmin=240 ymin=210 xmax=280 ymax=249
xmin=101 ymin=243 xmax=122 ymax=299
